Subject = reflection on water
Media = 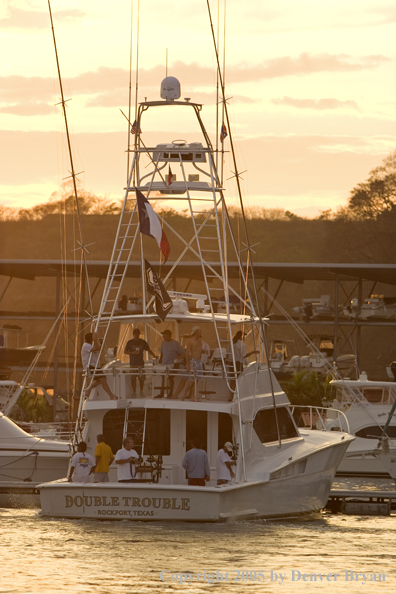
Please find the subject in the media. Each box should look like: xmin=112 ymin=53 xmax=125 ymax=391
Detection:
xmin=332 ymin=476 xmax=396 ymax=491
xmin=0 ymin=504 xmax=395 ymax=594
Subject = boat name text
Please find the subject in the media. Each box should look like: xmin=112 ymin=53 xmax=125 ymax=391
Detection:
xmin=64 ymin=495 xmax=190 ymax=511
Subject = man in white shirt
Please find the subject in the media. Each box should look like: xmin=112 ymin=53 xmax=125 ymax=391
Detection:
xmin=68 ymin=441 xmax=95 ymax=483
xmin=217 ymin=442 xmax=235 ymax=485
xmin=115 ymin=438 xmax=140 ymax=483
xmin=81 ymin=332 xmax=115 ymax=400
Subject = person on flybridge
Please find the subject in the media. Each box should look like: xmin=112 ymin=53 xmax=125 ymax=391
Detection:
xmin=81 ymin=332 xmax=116 ymax=400
xmin=124 ymin=328 xmax=156 ymax=397
xmin=157 ymin=329 xmax=185 ymax=398
xmin=172 ymin=326 xmax=209 ymax=401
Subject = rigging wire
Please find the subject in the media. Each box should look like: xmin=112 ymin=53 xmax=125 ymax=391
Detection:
xmin=205 ymin=0 xmax=282 ymax=448
xmin=48 ymin=0 xmax=96 ymax=420
xmin=47 ymin=0 xmax=93 ymax=316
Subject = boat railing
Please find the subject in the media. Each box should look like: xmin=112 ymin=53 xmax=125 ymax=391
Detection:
xmin=16 ymin=421 xmax=74 ymax=441
xmin=84 ymin=363 xmax=237 ymax=401
xmin=290 ymin=405 xmax=350 ymax=434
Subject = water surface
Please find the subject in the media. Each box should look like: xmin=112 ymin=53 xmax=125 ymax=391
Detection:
xmin=0 ymin=506 xmax=394 ymax=594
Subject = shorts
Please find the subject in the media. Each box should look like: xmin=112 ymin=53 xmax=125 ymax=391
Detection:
xmin=94 ymin=473 xmax=109 ymax=483
xmin=88 ymin=365 xmax=105 ymax=379
xmin=183 ymin=359 xmax=203 ymax=379
xmin=130 ymin=366 xmax=145 ymax=381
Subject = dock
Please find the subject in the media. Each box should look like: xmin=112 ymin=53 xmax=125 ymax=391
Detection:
xmin=327 ymin=489 xmax=396 ymax=515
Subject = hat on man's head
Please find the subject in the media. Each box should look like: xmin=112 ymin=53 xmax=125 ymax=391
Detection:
xmin=224 ymin=442 xmax=233 ymax=452
xmin=191 ymin=325 xmax=201 ymax=334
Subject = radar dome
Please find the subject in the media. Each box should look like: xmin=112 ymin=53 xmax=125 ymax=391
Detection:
xmin=160 ymin=76 xmax=181 ymax=101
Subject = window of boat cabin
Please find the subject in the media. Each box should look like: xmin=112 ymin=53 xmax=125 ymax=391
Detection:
xmin=362 ymin=388 xmax=383 ymax=403
xmin=253 ymin=407 xmax=299 ymax=444
xmin=186 ymin=410 xmax=207 ymax=451
xmin=356 ymin=425 xmax=396 ymax=439
xmin=102 ymin=409 xmax=170 ymax=456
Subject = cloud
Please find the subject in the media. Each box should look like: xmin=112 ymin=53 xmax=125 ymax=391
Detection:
xmin=0 ymin=102 xmax=54 ymax=116
xmin=0 ymin=5 xmax=85 ymax=30
xmin=229 ymin=54 xmax=389 ymax=82
xmin=272 ymin=97 xmax=360 ymax=111
xmin=0 ymin=53 xmax=389 ymax=114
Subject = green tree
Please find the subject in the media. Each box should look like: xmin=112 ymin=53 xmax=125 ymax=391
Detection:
xmin=11 ymin=389 xmax=52 ymax=423
xmin=347 ymin=150 xmax=396 ymax=220
xmin=281 ymin=371 xmax=335 ymax=406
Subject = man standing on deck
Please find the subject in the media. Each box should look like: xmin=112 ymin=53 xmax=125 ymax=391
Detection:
xmin=124 ymin=328 xmax=156 ymax=397
xmin=182 ymin=438 xmax=210 ymax=486
xmin=93 ymin=434 xmax=114 ymax=483
xmin=115 ymin=437 xmax=140 ymax=483
xmin=157 ymin=329 xmax=185 ymax=398
xmin=68 ymin=441 xmax=95 ymax=483
xmin=217 ymin=442 xmax=235 ymax=485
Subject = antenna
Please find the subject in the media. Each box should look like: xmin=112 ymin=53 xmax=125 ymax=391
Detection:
xmin=166 ymin=48 xmax=168 ymax=77
xmin=127 ymin=0 xmax=134 ymax=180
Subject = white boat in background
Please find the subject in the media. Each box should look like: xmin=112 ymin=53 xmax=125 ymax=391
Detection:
xmin=343 ymin=295 xmax=396 ymax=321
xmin=293 ymin=295 xmax=335 ymax=322
xmin=0 ymin=412 xmax=69 ymax=506
xmin=270 ymin=336 xmax=354 ymax=378
xmin=0 ymin=380 xmax=71 ymax=506
xmin=39 ymin=73 xmax=353 ymax=522
xmin=325 ymin=373 xmax=396 ymax=477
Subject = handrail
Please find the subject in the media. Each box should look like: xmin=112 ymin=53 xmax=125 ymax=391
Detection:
xmin=289 ymin=405 xmax=350 ymax=434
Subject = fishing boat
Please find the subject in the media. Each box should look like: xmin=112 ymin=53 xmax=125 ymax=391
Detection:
xmin=39 ymin=71 xmax=353 ymax=521
xmin=292 ymin=295 xmax=335 ymax=322
xmin=0 ymin=411 xmax=70 ymax=506
xmin=343 ymin=295 xmax=396 ymax=321
xmin=325 ymin=373 xmax=396 ymax=477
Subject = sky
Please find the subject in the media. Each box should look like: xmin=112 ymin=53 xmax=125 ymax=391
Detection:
xmin=1 ymin=0 xmax=395 ymax=217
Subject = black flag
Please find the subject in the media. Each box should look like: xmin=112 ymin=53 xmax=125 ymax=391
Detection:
xmin=145 ymin=259 xmax=173 ymax=321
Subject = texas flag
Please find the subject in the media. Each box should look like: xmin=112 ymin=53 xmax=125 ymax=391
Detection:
xmin=136 ymin=190 xmax=170 ymax=262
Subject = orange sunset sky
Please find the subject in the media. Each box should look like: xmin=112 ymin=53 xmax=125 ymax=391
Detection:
xmin=1 ymin=0 xmax=396 ymax=217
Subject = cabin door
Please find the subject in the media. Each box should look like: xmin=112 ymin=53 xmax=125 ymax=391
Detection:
xmin=185 ymin=410 xmax=207 ymax=451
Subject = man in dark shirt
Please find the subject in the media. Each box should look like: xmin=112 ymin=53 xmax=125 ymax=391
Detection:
xmin=124 ymin=328 xmax=155 ymax=397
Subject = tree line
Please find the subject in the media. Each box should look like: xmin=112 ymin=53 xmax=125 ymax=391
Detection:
xmin=2 ymin=150 xmax=396 ymax=263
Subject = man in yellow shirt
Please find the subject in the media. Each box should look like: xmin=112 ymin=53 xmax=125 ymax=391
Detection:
xmin=93 ymin=434 xmax=114 ymax=482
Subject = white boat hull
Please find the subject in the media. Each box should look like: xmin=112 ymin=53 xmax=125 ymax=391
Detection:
xmin=40 ymin=440 xmax=350 ymax=521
